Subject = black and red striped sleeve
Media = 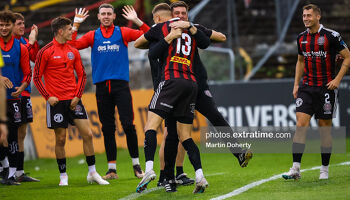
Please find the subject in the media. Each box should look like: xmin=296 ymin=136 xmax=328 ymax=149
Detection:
xmin=34 ymin=45 xmax=50 ymax=100
xmin=19 ymin=44 xmax=31 ymax=85
xmin=73 ymin=50 xmax=86 ymax=99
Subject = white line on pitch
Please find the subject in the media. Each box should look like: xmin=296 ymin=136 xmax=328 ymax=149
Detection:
xmin=206 ymin=172 xmax=226 ymax=177
xmin=119 ymin=187 xmax=163 ymax=200
xmin=211 ymin=161 xmax=350 ymax=200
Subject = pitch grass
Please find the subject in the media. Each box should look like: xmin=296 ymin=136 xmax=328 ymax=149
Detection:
xmin=1 ymin=139 xmax=349 ymax=200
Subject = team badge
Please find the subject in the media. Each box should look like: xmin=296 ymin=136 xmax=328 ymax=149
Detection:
xmin=67 ymin=52 xmax=74 ymax=60
xmin=323 ymin=103 xmax=332 ymax=114
xmin=75 ymin=105 xmax=84 ymax=115
xmin=317 ymin=36 xmax=325 ymax=45
xmin=296 ymin=98 xmax=303 ymax=107
xmin=54 ymin=113 xmax=64 ymax=123
xmin=14 ymin=111 xmax=21 ymax=123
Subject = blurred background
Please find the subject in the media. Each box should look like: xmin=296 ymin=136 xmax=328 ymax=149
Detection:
xmin=2 ymin=0 xmax=350 ymax=92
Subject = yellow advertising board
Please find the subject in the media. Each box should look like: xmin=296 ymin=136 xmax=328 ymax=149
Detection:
xmin=30 ymin=90 xmax=207 ymax=158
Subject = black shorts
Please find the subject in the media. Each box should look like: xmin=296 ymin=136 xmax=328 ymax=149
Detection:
xmin=296 ymin=85 xmax=338 ymax=119
xmin=7 ymin=99 xmax=22 ymax=125
xmin=149 ymin=79 xmax=197 ymax=122
xmin=20 ymin=96 xmax=33 ymax=123
xmin=46 ymin=100 xmax=88 ymax=129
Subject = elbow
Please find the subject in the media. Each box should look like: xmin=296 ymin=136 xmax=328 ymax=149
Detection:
xmin=220 ymin=34 xmax=227 ymax=42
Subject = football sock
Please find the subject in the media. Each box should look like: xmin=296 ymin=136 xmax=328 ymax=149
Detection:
xmin=108 ymin=162 xmax=116 ymax=170
xmin=56 ymin=158 xmax=66 ymax=173
xmin=182 ymin=138 xmax=202 ymax=171
xmin=321 ymin=146 xmax=332 ymax=166
xmin=292 ymin=142 xmax=305 ymax=163
xmin=132 ymin=158 xmax=140 ymax=166
xmin=176 ymin=166 xmax=184 ymax=177
xmin=144 ymin=130 xmax=157 ymax=162
xmin=195 ymin=168 xmax=204 ymax=183
xmin=145 ymin=161 xmax=153 ymax=173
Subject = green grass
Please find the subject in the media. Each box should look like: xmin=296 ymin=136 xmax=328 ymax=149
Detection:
xmin=1 ymin=139 xmax=349 ymax=200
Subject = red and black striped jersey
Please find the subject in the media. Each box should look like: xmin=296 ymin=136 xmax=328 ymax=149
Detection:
xmin=144 ymin=18 xmax=210 ymax=82
xmin=297 ymin=24 xmax=348 ymax=86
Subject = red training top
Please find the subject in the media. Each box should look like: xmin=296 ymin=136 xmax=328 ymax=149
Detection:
xmin=69 ymin=23 xmax=150 ymax=49
xmin=34 ymin=38 xmax=86 ymax=101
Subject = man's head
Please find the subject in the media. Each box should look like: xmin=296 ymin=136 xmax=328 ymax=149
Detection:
xmin=170 ymin=1 xmax=189 ymax=21
xmin=13 ymin=13 xmax=25 ymax=37
xmin=98 ymin=3 xmax=116 ymax=27
xmin=152 ymin=3 xmax=171 ymax=24
xmin=0 ymin=10 xmax=15 ymax=38
xmin=51 ymin=17 xmax=73 ymax=41
xmin=302 ymin=4 xmax=321 ymax=29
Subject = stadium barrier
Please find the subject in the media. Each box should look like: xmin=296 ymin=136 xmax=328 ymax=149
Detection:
xmin=209 ymin=78 xmax=350 ymax=133
xmin=29 ymin=90 xmax=207 ymax=158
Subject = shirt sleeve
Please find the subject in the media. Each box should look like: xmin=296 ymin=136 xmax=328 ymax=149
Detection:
xmin=144 ymin=24 xmax=163 ymax=42
xmin=297 ymin=35 xmax=303 ymax=55
xmin=193 ymin=28 xmax=211 ymax=49
xmin=120 ymin=26 xmax=150 ymax=46
xmin=19 ymin=44 xmax=31 ymax=85
xmin=330 ymin=32 xmax=348 ymax=53
xmin=196 ymin=25 xmax=212 ymax=38
xmin=68 ymin=31 xmax=95 ymax=50
xmin=27 ymin=41 xmax=39 ymax=62
xmin=33 ymin=47 xmax=50 ymax=100
xmin=73 ymin=50 xmax=86 ymax=99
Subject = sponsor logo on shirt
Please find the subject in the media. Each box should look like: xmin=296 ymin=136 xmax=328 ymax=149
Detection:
xmin=302 ymin=50 xmax=327 ymax=58
xmin=97 ymin=44 xmax=120 ymax=52
xmin=170 ymin=56 xmax=191 ymax=66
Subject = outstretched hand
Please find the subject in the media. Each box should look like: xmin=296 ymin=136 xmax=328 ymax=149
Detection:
xmin=122 ymin=5 xmax=138 ymax=21
xmin=74 ymin=8 xmax=89 ymax=23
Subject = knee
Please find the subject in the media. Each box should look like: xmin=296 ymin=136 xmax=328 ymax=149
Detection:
xmin=319 ymin=120 xmax=332 ymax=127
xmin=122 ymin=124 xmax=136 ymax=135
xmin=296 ymin=120 xmax=309 ymax=127
xmin=82 ymin=131 xmax=93 ymax=142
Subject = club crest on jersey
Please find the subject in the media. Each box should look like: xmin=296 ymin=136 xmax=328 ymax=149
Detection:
xmin=323 ymin=103 xmax=332 ymax=114
xmin=170 ymin=56 xmax=191 ymax=66
xmin=317 ymin=36 xmax=325 ymax=45
xmin=190 ymin=103 xmax=195 ymax=114
xmin=14 ymin=111 xmax=21 ymax=123
xmin=67 ymin=52 xmax=74 ymax=60
xmin=296 ymin=98 xmax=303 ymax=107
xmin=75 ymin=105 xmax=84 ymax=115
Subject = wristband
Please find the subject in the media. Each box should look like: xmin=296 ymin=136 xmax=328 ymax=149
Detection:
xmin=0 ymin=119 xmax=7 ymax=124
xmin=188 ymin=22 xmax=194 ymax=30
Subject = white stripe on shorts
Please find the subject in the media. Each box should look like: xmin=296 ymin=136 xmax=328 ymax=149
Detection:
xmin=46 ymin=102 xmax=51 ymax=128
xmin=150 ymin=81 xmax=165 ymax=109
xmin=333 ymin=89 xmax=338 ymax=118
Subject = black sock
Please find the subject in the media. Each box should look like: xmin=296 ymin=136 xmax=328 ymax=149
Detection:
xmin=159 ymin=170 xmax=165 ymax=182
xmin=124 ymin=125 xmax=139 ymax=158
xmin=292 ymin=142 xmax=305 ymax=163
xmin=17 ymin=151 xmax=24 ymax=171
xmin=176 ymin=166 xmax=184 ymax=177
xmin=56 ymin=158 xmax=67 ymax=173
xmin=7 ymin=124 xmax=19 ymax=168
xmin=0 ymin=146 xmax=6 ymax=160
xmin=86 ymin=155 xmax=95 ymax=166
xmin=144 ymin=130 xmax=157 ymax=161
xmin=321 ymin=147 xmax=332 ymax=166
xmin=181 ymin=138 xmax=202 ymax=171
xmin=164 ymin=127 xmax=179 ymax=181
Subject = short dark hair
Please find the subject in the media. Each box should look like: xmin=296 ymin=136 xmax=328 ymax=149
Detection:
xmin=152 ymin=3 xmax=171 ymax=15
xmin=303 ymin=4 xmax=321 ymax=15
xmin=170 ymin=1 xmax=189 ymax=12
xmin=0 ymin=10 xmax=16 ymax=24
xmin=99 ymin=3 xmax=114 ymax=13
xmin=51 ymin=16 xmax=71 ymax=35
xmin=13 ymin=13 xmax=24 ymax=21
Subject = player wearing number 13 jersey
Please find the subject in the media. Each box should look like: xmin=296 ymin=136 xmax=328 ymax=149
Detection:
xmin=282 ymin=4 xmax=350 ymax=181
xmin=135 ymin=18 xmax=211 ymax=193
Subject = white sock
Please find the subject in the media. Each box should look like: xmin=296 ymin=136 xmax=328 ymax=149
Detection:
xmin=321 ymin=165 xmax=329 ymax=171
xmin=15 ymin=170 xmax=24 ymax=177
xmin=292 ymin=162 xmax=301 ymax=169
xmin=145 ymin=161 xmax=153 ymax=173
xmin=88 ymin=165 xmax=96 ymax=173
xmin=108 ymin=163 xmax=116 ymax=170
xmin=1 ymin=157 xmax=9 ymax=168
xmin=60 ymin=172 xmax=67 ymax=177
xmin=8 ymin=167 xmax=16 ymax=178
xmin=195 ymin=168 xmax=204 ymax=183
xmin=132 ymin=158 xmax=140 ymax=166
